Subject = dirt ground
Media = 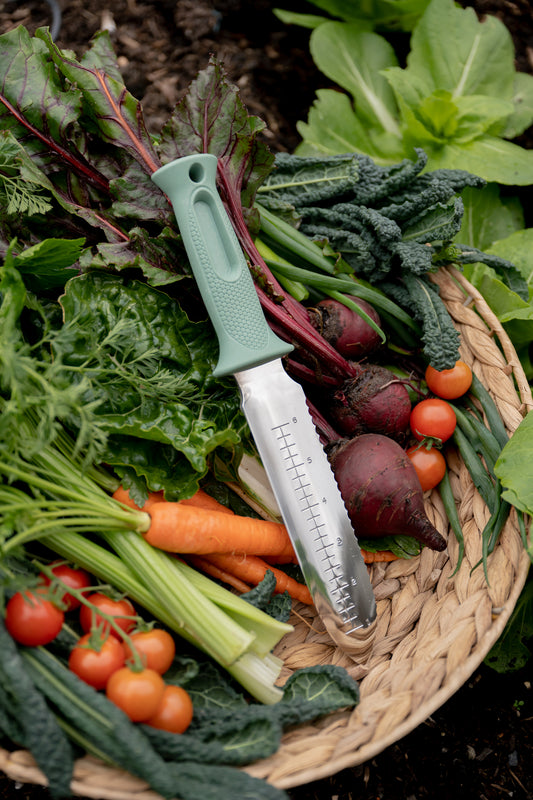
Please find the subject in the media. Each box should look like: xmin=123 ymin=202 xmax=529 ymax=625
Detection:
xmin=0 ymin=0 xmax=532 ymax=798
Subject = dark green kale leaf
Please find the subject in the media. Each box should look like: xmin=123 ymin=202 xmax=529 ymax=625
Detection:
xmin=385 ymin=274 xmax=461 ymax=370
xmin=0 ymin=621 xmax=74 ymax=798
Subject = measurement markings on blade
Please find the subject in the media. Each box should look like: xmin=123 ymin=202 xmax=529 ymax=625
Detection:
xmin=274 ymin=421 xmax=358 ymax=625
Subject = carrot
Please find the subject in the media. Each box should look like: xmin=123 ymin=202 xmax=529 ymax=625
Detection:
xmin=144 ymin=502 xmax=295 ymax=559
xmin=112 ymin=486 xmax=234 ymax=514
xmin=199 ymin=553 xmax=313 ymax=605
xmin=360 ymin=549 xmax=400 ymax=563
xmin=186 ymin=555 xmax=252 ymax=594
xmin=113 ymin=485 xmax=165 ymax=510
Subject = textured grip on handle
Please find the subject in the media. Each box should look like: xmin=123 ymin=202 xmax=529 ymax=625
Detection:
xmin=151 ymin=154 xmax=292 ymax=376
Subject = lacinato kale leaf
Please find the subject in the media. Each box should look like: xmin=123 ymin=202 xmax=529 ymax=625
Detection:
xmin=144 ymin=662 xmax=359 ymax=767
xmin=0 ymin=621 xmax=74 ymax=798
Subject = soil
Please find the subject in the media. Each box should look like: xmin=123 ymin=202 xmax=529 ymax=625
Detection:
xmin=0 ymin=1 xmax=532 ymax=799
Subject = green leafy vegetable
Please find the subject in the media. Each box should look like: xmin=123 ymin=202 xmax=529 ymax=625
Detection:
xmin=294 ymin=0 xmax=533 ymax=185
xmin=485 ymin=579 xmax=533 ymax=672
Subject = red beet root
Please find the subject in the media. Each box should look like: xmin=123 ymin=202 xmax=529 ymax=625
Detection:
xmin=328 ymin=433 xmax=447 ymax=551
xmin=328 ymin=364 xmax=411 ymax=440
xmin=308 ymin=297 xmax=382 ymax=360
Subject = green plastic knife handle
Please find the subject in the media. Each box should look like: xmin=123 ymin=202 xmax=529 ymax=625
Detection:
xmin=151 ymin=154 xmax=293 ymax=377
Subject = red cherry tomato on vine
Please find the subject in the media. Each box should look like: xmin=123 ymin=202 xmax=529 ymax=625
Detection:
xmin=145 ymin=685 xmax=194 ymax=733
xmin=106 ymin=666 xmax=166 ymax=721
xmin=69 ymin=632 xmax=126 ymax=689
xmin=410 ymin=398 xmax=456 ymax=444
xmin=425 ymin=360 xmax=472 ymax=399
xmin=40 ymin=562 xmax=92 ymax=611
xmin=5 ymin=589 xmax=64 ymax=646
xmin=124 ymin=629 xmax=176 ymax=675
xmin=79 ymin=593 xmax=136 ymax=638
xmin=406 ymin=445 xmax=446 ymax=492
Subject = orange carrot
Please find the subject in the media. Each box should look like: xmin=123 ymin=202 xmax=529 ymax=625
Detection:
xmin=112 ymin=485 xmax=234 ymax=514
xmin=113 ymin=485 xmax=165 ymax=510
xmin=186 ymin=555 xmax=252 ymax=594
xmin=361 ymin=549 xmax=400 ymax=563
xmin=200 ymin=553 xmax=313 ymax=605
xmin=144 ymin=502 xmax=295 ymax=559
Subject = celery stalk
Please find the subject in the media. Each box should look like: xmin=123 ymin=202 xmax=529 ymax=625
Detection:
xmin=100 ymin=529 xmax=255 ymax=666
xmin=172 ymin=558 xmax=293 ymax=656
xmin=42 ymin=530 xmax=287 ymax=703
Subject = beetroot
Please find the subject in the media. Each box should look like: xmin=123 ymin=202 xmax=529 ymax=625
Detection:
xmin=327 ymin=364 xmax=411 ymax=440
xmin=328 ymin=433 xmax=447 ymax=551
xmin=308 ymin=297 xmax=383 ymax=360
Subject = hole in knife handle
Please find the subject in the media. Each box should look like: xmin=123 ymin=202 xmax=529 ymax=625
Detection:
xmin=188 ymin=162 xmax=205 ymax=183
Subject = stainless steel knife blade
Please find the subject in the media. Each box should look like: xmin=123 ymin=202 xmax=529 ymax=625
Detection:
xmin=151 ymin=154 xmax=376 ymax=633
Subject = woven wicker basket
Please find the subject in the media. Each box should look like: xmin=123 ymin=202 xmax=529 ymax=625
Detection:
xmin=1 ymin=265 xmax=532 ymax=798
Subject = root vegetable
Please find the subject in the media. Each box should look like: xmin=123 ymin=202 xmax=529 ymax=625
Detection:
xmin=328 ymin=433 xmax=447 ymax=551
xmin=327 ymin=364 xmax=411 ymax=440
xmin=307 ymin=296 xmax=383 ymax=359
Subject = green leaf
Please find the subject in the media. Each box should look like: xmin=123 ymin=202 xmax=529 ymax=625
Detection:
xmin=158 ymin=57 xmax=274 ymax=213
xmin=495 ymin=411 xmax=533 ymax=514
xmin=309 ymin=23 xmax=401 ymax=134
xmin=406 ymin=0 xmax=516 ymax=101
xmin=14 ymin=238 xmax=85 ymax=292
xmin=501 ymin=71 xmax=533 ymax=139
xmin=52 ymin=271 xmax=246 ymax=494
xmin=455 ymin=183 xmax=524 ymax=250
xmin=485 ymin=580 xmax=533 ymax=673
xmin=0 ymin=621 xmax=74 ymax=798
xmin=276 ymin=665 xmax=359 ymax=726
xmin=424 ymin=136 xmax=533 ymax=186
xmin=296 ymin=89 xmax=405 ymax=162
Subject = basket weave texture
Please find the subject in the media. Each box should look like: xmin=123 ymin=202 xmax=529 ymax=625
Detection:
xmin=1 ymin=266 xmax=532 ymax=798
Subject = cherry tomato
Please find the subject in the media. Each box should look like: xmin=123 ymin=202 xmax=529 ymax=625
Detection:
xmin=425 ymin=360 xmax=472 ymax=400
xmin=106 ymin=667 xmax=166 ymax=722
xmin=5 ymin=589 xmax=64 ymax=646
xmin=69 ymin=632 xmax=126 ymax=690
xmin=410 ymin=398 xmax=456 ymax=444
xmin=79 ymin=593 xmax=136 ymax=638
xmin=406 ymin=445 xmax=446 ymax=492
xmin=40 ymin=562 xmax=92 ymax=611
xmin=125 ymin=629 xmax=176 ymax=675
xmin=145 ymin=685 xmax=194 ymax=734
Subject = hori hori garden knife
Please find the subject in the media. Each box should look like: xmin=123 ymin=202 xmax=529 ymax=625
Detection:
xmin=151 ymin=154 xmax=376 ymax=634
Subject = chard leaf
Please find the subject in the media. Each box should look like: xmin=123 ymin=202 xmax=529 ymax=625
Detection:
xmin=0 ymin=26 xmax=109 ymax=194
xmin=53 ymin=272 xmax=245 ymax=494
xmin=309 ymin=23 xmax=401 ymax=134
xmin=495 ymin=411 xmax=533 ymax=515
xmin=157 ymin=57 xmax=274 ymax=213
xmin=37 ymin=28 xmax=161 ymax=177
